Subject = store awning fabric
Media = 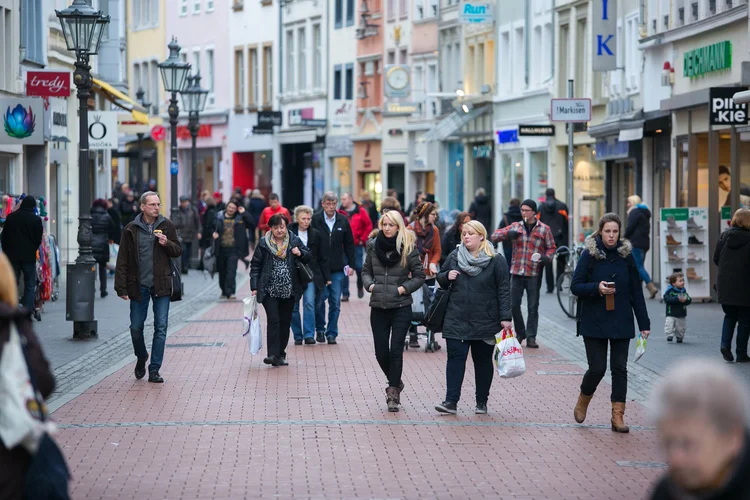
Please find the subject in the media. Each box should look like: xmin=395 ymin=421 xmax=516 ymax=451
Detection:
xmin=418 ymin=105 xmax=490 ymax=143
xmin=92 ymin=78 xmax=149 ymax=124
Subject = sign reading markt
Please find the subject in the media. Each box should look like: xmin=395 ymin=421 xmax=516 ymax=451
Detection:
xmin=684 ymin=41 xmax=731 ymax=78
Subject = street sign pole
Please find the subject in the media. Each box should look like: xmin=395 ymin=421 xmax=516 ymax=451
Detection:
xmin=567 ymin=79 xmax=574 ymax=255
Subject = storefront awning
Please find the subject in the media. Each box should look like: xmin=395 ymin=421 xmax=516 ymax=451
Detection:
xmin=418 ymin=105 xmax=490 ymax=143
xmin=91 ymin=78 xmax=149 ymax=124
xmin=587 ymin=110 xmax=643 ymax=139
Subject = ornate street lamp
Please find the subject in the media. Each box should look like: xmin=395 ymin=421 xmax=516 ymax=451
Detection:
xmin=180 ymin=73 xmax=209 ymax=201
xmin=158 ymin=37 xmax=191 ymax=214
xmin=134 ymin=88 xmax=151 ymax=196
xmin=56 ymin=0 xmax=110 ymax=339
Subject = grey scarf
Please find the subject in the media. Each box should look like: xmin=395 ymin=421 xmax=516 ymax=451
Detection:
xmin=457 ymin=244 xmax=492 ymax=276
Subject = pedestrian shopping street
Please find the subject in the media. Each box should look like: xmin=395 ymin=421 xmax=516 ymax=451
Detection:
xmin=45 ymin=275 xmax=677 ymax=499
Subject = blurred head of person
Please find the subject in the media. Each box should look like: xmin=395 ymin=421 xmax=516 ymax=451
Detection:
xmin=378 ymin=210 xmax=415 ymax=267
xmin=269 ymin=193 xmax=280 ymax=210
xmin=269 ymin=213 xmax=288 ymax=240
xmin=651 ymin=358 xmax=749 ymax=495
xmin=225 ymin=199 xmax=239 ymax=217
xmin=294 ymin=205 xmax=313 ymax=231
xmin=380 ymin=196 xmax=401 ymax=215
xmin=321 ymin=192 xmax=338 ymax=217
xmin=461 ymin=220 xmax=494 ymax=257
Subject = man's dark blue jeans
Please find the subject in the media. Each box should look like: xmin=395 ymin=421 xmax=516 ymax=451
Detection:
xmin=130 ymin=285 xmax=170 ymax=373
xmin=12 ymin=260 xmax=36 ymax=311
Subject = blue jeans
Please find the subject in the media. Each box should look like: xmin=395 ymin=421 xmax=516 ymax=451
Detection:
xmin=341 ymin=246 xmax=365 ymax=297
xmin=631 ymin=247 xmax=652 ymax=284
xmin=721 ymin=304 xmax=750 ymax=356
xmin=11 ymin=260 xmax=36 ymax=311
xmin=315 ymin=271 xmax=344 ymax=338
xmin=130 ymin=285 xmax=170 ymax=373
xmin=292 ymin=282 xmax=317 ymax=340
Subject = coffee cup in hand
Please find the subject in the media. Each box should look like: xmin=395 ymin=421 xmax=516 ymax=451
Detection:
xmin=531 ymin=253 xmax=541 ymax=262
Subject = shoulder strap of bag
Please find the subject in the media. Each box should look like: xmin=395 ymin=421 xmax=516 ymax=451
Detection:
xmin=16 ymin=323 xmax=48 ymax=423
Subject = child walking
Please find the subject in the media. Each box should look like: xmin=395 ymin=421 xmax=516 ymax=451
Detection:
xmin=664 ymin=272 xmax=692 ymax=343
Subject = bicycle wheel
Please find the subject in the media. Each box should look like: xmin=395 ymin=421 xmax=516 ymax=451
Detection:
xmin=556 ymin=271 xmax=577 ymax=319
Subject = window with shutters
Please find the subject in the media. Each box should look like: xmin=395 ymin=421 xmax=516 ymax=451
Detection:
xmin=234 ymin=49 xmax=245 ymax=110
xmin=22 ymin=0 xmax=44 ymax=65
xmin=263 ymin=45 xmax=273 ymax=106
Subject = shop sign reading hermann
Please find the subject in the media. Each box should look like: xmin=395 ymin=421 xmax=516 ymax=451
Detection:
xmin=684 ymin=41 xmax=731 ymax=79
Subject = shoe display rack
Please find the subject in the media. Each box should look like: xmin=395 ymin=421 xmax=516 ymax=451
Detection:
xmin=659 ymin=207 xmax=710 ymax=299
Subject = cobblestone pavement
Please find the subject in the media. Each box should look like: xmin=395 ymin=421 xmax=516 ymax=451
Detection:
xmin=51 ymin=277 xmax=667 ymax=499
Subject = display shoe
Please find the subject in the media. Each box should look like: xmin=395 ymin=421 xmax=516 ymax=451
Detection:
xmin=667 ymin=216 xmax=680 ymax=230
xmin=687 ymin=217 xmax=703 ymax=230
xmin=686 ymin=267 xmax=702 ymax=280
xmin=668 ymin=253 xmax=682 ymax=263
xmin=687 ymin=252 xmax=703 ymax=262
xmin=688 ymin=235 xmax=703 ymax=245
xmin=666 ymin=234 xmax=682 ymax=246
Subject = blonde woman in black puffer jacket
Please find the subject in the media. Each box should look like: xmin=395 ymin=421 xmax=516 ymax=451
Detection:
xmin=362 ymin=210 xmax=425 ymax=412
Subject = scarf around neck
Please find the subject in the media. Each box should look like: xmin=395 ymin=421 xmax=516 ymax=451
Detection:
xmin=375 ymin=231 xmax=401 ymax=267
xmin=413 ymin=220 xmax=435 ymax=257
xmin=264 ymin=230 xmax=290 ymax=259
xmin=457 ymin=244 xmax=492 ymax=276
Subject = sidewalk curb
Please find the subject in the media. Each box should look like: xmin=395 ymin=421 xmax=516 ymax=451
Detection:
xmin=48 ymin=275 xmax=247 ymax=413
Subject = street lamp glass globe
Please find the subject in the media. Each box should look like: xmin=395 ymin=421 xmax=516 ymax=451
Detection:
xmin=55 ymin=0 xmax=109 ymax=54
xmin=159 ymin=37 xmax=191 ymax=93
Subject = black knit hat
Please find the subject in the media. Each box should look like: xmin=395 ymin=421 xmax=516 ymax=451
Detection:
xmin=521 ymin=199 xmax=537 ymax=213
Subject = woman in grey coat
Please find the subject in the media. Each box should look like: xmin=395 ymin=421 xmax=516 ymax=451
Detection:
xmin=362 ymin=210 xmax=426 ymax=412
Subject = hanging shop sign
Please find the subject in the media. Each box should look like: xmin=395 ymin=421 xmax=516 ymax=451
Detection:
xmin=252 ymin=126 xmax=274 ymax=135
xmin=88 ymin=111 xmax=118 ymax=149
xmin=518 ymin=124 xmax=555 ymax=136
xmin=0 ymin=97 xmax=44 ymax=145
xmin=592 ymin=0 xmax=617 ymax=71
xmin=26 ymin=71 xmax=71 ymax=98
xmin=496 ymin=129 xmax=519 ymax=144
xmin=288 ymin=107 xmax=326 ymax=127
xmin=458 ymin=0 xmax=495 ymax=24
xmin=326 ymin=135 xmax=354 ymax=156
xmin=473 ymin=145 xmax=493 ymax=158
xmin=594 ymin=137 xmax=629 ymax=160
xmin=550 ymin=98 xmax=592 ymax=122
xmin=118 ymin=113 xmax=149 ymax=134
xmin=150 ymin=125 xmax=166 ymax=141
xmin=330 ymin=101 xmax=356 ymax=126
xmin=258 ymin=110 xmax=282 ymax=128
xmin=384 ymin=102 xmax=419 ymax=115
xmin=618 ymin=127 xmax=643 ymax=142
xmin=684 ymin=41 xmax=731 ymax=79
xmin=709 ymin=87 xmax=748 ymax=126
xmin=176 ymin=124 xmax=212 ymax=139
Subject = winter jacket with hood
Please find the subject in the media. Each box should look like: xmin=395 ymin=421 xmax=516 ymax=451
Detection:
xmin=496 ymin=205 xmax=523 ymax=252
xmin=0 ymin=197 xmax=43 ymax=264
xmin=468 ymin=194 xmax=493 ymax=231
xmin=115 ymin=213 xmax=182 ymax=301
xmin=289 ymin=222 xmax=331 ymax=290
xmin=362 ymin=238 xmax=426 ymax=310
xmin=90 ymin=205 xmax=115 ymax=263
xmin=312 ymin=211 xmax=356 ymax=273
xmin=0 ymin=304 xmax=55 ymax=500
xmin=570 ymin=234 xmax=650 ymax=339
xmin=663 ymin=285 xmax=691 ymax=318
xmin=210 ymin=209 xmax=253 ymax=259
xmin=625 ymin=204 xmax=651 ymax=251
xmin=338 ymin=202 xmax=373 ymax=246
xmin=436 ymin=249 xmax=512 ymax=341
xmin=249 ymin=234 xmax=312 ymax=304
xmin=538 ymin=197 xmax=569 ymax=246
xmin=714 ymin=227 xmax=750 ymax=308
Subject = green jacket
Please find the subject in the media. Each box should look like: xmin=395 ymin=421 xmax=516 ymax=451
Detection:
xmin=664 ymin=286 xmax=691 ymax=318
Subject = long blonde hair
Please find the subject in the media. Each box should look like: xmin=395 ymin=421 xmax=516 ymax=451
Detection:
xmin=461 ymin=220 xmax=495 ymax=257
xmin=379 ymin=210 xmax=416 ymax=267
xmin=0 ymin=253 xmax=18 ymax=306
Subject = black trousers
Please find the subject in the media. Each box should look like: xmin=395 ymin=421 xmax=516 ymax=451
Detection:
xmin=445 ymin=338 xmax=495 ymax=405
xmin=370 ymin=306 xmax=411 ymax=387
xmin=217 ymin=247 xmax=238 ymax=296
xmin=181 ymin=241 xmax=192 ymax=272
xmin=510 ymin=275 xmax=540 ymax=340
xmin=581 ymin=337 xmax=629 ymax=403
xmin=263 ymin=296 xmax=295 ymax=359
xmin=538 ymin=254 xmax=566 ymax=292
xmin=98 ymin=262 xmax=108 ymax=293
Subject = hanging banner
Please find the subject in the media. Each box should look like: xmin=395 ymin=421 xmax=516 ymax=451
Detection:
xmin=87 ymin=111 xmax=118 ymax=150
xmin=0 ymin=97 xmax=44 ymax=145
xmin=592 ymin=0 xmax=617 ymax=71
xmin=26 ymin=71 xmax=71 ymax=97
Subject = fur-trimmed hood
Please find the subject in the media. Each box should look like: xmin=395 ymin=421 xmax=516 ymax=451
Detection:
xmin=584 ymin=232 xmax=633 ymax=260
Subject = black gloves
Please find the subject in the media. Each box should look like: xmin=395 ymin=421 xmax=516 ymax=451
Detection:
xmin=507 ymin=230 xmax=519 ymax=240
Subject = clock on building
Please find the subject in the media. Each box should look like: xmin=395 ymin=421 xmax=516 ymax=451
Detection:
xmin=386 ymin=66 xmax=410 ymax=90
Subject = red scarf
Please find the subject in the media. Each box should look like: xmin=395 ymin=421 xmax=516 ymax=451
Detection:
xmin=413 ymin=220 xmax=435 ymax=257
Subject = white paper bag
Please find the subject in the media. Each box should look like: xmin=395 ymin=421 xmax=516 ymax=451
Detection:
xmin=634 ymin=332 xmax=646 ymax=363
xmin=242 ymin=296 xmax=262 ymax=355
xmin=493 ymin=327 xmax=526 ymax=378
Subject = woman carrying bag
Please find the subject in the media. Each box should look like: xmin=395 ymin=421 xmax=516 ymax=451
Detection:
xmin=434 ymin=221 xmax=512 ymax=415
xmin=250 ymin=213 xmax=312 ymax=367
xmin=362 ymin=210 xmax=425 ymax=412
xmin=570 ymin=213 xmax=650 ymax=433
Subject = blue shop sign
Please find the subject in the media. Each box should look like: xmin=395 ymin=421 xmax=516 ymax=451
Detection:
xmin=595 ymin=137 xmax=629 ymax=160
xmin=496 ymin=129 xmax=518 ymax=144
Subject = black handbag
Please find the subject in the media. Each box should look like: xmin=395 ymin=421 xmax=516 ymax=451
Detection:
xmin=425 ymin=285 xmax=451 ymax=333
xmin=169 ymin=258 xmax=183 ymax=302
xmin=19 ymin=330 xmax=71 ymax=500
xmin=295 ymin=259 xmax=314 ymax=286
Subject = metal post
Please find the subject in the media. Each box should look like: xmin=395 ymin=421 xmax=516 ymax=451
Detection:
xmin=567 ymin=79 xmax=574 ymax=252
xmin=189 ymin=112 xmax=199 ymax=201
xmin=169 ymin=92 xmax=179 ymax=214
xmin=136 ymin=132 xmax=144 ymax=195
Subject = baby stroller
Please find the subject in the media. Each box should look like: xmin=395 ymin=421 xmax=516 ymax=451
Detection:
xmin=406 ymin=283 xmax=441 ymax=353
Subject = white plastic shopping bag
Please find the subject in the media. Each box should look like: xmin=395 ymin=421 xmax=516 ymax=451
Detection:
xmin=634 ymin=332 xmax=647 ymax=363
xmin=0 ymin=324 xmax=55 ymax=453
xmin=493 ymin=327 xmax=526 ymax=378
xmin=411 ymin=286 xmax=424 ymax=314
xmin=107 ymin=242 xmax=119 ymax=271
xmin=242 ymin=295 xmax=262 ymax=355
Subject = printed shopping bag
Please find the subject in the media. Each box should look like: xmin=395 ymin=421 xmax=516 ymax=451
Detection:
xmin=493 ymin=327 xmax=526 ymax=378
xmin=106 ymin=243 xmax=119 ymax=271
xmin=242 ymin=296 xmax=262 ymax=355
xmin=634 ymin=332 xmax=647 ymax=363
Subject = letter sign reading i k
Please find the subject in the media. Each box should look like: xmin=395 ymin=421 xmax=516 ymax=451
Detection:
xmin=593 ymin=0 xmax=617 ymax=71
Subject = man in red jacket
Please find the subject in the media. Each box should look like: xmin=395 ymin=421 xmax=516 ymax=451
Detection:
xmin=339 ymin=192 xmax=373 ymax=300
xmin=257 ymin=193 xmax=292 ymax=234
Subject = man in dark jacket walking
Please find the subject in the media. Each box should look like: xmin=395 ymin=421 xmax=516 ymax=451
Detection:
xmin=538 ymin=189 xmax=569 ymax=293
xmin=173 ymin=196 xmax=202 ymax=274
xmin=1 ymin=196 xmax=43 ymax=310
xmin=468 ymin=188 xmax=493 ymax=230
xmin=91 ymin=199 xmax=116 ymax=297
xmin=339 ymin=192 xmax=373 ymax=300
xmin=107 ymin=198 xmax=122 ymax=245
xmin=115 ymin=191 xmax=182 ymax=384
xmin=210 ymin=199 xmax=253 ymax=299
xmin=312 ymin=191 xmax=355 ymax=344
xmin=496 ymin=199 xmax=523 ymax=270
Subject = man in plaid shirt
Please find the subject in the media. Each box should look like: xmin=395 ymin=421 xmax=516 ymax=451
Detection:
xmin=491 ymin=199 xmax=556 ymax=348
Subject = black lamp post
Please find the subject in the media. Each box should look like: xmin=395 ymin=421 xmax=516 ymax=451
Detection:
xmin=181 ymin=73 xmax=209 ymax=201
xmin=158 ymin=37 xmax=191 ymax=216
xmin=56 ymin=0 xmax=109 ymax=339
xmin=134 ymin=87 xmax=151 ymax=197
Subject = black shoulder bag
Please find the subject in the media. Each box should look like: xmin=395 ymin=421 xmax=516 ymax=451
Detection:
xmin=425 ymin=253 xmax=454 ymax=332
xmin=169 ymin=258 xmax=183 ymax=302
xmin=294 ymin=244 xmax=314 ymax=286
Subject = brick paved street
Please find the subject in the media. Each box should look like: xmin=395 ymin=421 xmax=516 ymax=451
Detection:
xmin=51 ymin=277 xmax=666 ymax=499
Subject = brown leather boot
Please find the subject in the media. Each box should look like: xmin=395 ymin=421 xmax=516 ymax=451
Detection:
xmin=574 ymin=393 xmax=593 ymax=423
xmin=386 ymin=387 xmax=399 ymax=412
xmin=646 ymin=282 xmax=659 ymax=299
xmin=611 ymin=402 xmax=630 ymax=433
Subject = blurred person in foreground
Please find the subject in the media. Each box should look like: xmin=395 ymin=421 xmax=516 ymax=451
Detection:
xmin=650 ymin=358 xmax=750 ymax=500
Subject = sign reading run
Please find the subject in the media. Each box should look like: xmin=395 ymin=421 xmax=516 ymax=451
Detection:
xmin=684 ymin=41 xmax=731 ymax=78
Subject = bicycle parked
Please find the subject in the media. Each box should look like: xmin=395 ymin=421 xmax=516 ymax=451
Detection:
xmin=555 ymin=244 xmax=585 ymax=319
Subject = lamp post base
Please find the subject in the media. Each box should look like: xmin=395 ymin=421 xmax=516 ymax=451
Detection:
xmin=73 ymin=320 xmax=99 ymax=340
xmin=66 ymin=260 xmax=98 ymax=340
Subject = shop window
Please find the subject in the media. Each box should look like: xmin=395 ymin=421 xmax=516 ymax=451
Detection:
xmin=676 ymin=138 xmax=690 ymax=207
xmin=530 ymin=151 xmax=548 ymax=202
xmin=0 ymin=155 xmax=13 ymax=195
xmin=574 ymin=146 xmax=604 ymax=243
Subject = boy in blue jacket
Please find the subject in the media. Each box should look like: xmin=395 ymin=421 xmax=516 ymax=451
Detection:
xmin=664 ymin=272 xmax=692 ymax=343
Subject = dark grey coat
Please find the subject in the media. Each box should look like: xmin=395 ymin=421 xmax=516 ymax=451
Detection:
xmin=436 ymin=249 xmax=512 ymax=341
xmin=249 ymin=234 xmax=311 ymax=304
xmin=362 ymin=239 xmax=426 ymax=310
